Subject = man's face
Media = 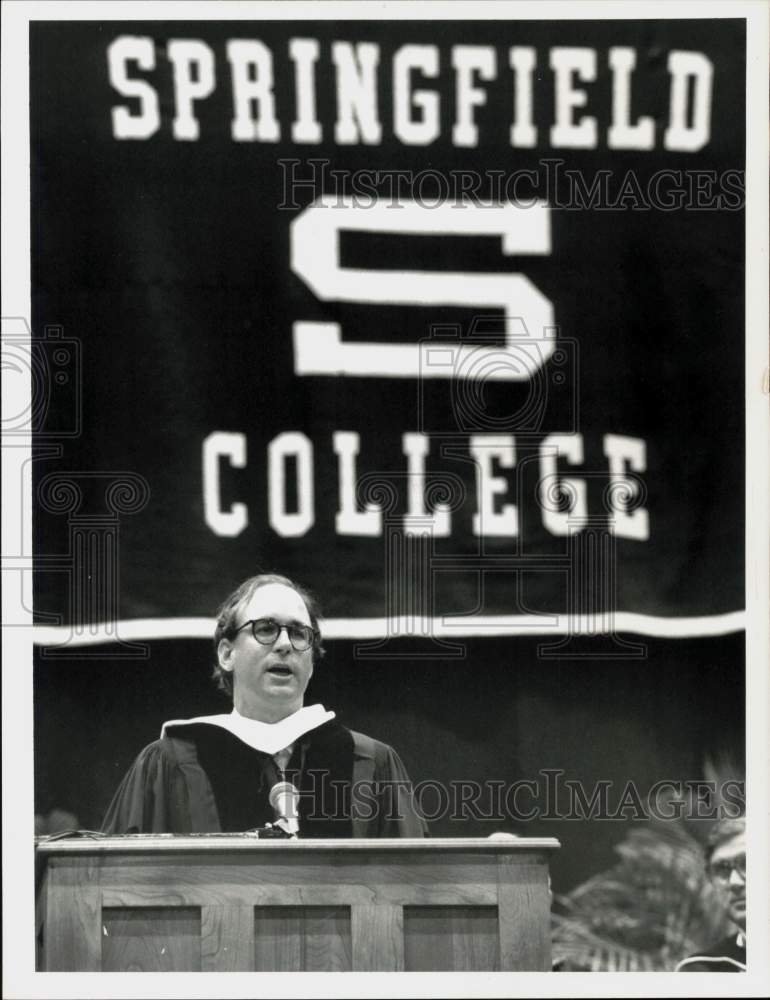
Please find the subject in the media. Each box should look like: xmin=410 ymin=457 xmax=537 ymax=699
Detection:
xmin=709 ymin=830 xmax=746 ymax=930
xmin=218 ymin=583 xmax=315 ymax=722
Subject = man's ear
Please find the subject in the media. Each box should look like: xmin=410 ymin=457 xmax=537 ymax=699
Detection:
xmin=217 ymin=638 xmax=234 ymax=672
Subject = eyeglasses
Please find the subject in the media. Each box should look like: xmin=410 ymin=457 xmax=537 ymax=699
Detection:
xmin=709 ymin=855 xmax=746 ymax=886
xmin=232 ymin=617 xmax=317 ymax=651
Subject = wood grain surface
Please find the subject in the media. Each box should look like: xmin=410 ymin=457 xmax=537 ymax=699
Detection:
xmin=403 ymin=905 xmax=499 ymax=971
xmin=102 ymin=907 xmax=200 ymax=972
xmin=254 ymin=906 xmax=351 ymax=971
xmin=201 ymin=904 xmax=254 ymax=971
xmin=37 ymin=838 xmax=558 ymax=972
xmin=43 ymin=859 xmax=102 ymax=971
xmin=497 ymin=854 xmax=552 ymax=970
xmin=351 ymin=904 xmax=404 ymax=971
xmin=37 ymin=836 xmax=560 ymax=855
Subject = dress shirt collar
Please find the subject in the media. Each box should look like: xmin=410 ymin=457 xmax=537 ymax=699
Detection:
xmin=161 ymin=703 xmax=335 ymax=755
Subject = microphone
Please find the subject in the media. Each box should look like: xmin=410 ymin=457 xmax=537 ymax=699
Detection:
xmin=268 ymin=780 xmax=300 ymax=837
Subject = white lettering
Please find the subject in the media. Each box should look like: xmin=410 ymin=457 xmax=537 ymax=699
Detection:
xmin=227 ymin=40 xmax=281 ymax=142
xmin=393 ymin=44 xmax=440 ymax=146
xmin=291 ymin=197 xmax=553 ymax=379
xmin=607 ymin=47 xmax=654 ymax=150
xmin=108 ymin=36 xmax=160 ymax=140
xmin=402 ymin=433 xmax=451 ymax=536
xmin=452 ymin=46 xmax=496 ymax=147
xmin=289 ymin=38 xmax=322 ymax=143
xmin=470 ymin=435 xmax=518 ymax=537
xmin=168 ymin=39 xmax=216 ymax=141
xmin=664 ymin=51 xmax=713 ymax=152
xmin=332 ymin=42 xmax=382 ymax=145
xmin=550 ymin=47 xmax=597 ymax=148
xmin=509 ymin=46 xmax=538 ymax=148
xmin=333 ymin=432 xmax=382 ymax=535
xmin=268 ymin=432 xmax=314 ymax=536
xmin=539 ymin=433 xmax=587 ymax=535
xmin=202 ymin=432 xmax=248 ymax=536
xmin=603 ymin=433 xmax=650 ymax=540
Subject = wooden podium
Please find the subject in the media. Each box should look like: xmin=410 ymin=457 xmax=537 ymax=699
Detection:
xmin=36 ymin=835 xmax=559 ymax=972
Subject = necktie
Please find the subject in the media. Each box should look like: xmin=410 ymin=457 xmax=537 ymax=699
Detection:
xmin=273 ymin=745 xmax=293 ymax=776
xmin=269 ymin=745 xmax=298 ymax=835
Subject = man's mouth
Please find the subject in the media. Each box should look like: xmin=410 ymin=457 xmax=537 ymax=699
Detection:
xmin=267 ymin=665 xmax=293 ymax=677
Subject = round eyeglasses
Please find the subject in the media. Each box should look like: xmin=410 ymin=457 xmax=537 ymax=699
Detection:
xmin=709 ymin=855 xmax=746 ymax=886
xmin=232 ymin=617 xmax=317 ymax=651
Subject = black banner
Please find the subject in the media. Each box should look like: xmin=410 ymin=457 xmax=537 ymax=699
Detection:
xmin=30 ymin=19 xmax=745 ymax=632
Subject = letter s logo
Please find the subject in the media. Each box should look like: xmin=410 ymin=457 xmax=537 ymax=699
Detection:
xmin=290 ymin=197 xmax=554 ymax=380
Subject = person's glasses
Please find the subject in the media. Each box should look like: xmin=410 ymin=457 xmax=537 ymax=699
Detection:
xmin=233 ymin=617 xmax=317 ymax=651
xmin=709 ymin=855 xmax=746 ymax=886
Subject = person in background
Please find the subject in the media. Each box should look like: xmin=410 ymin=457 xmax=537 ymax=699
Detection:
xmin=34 ymin=808 xmax=80 ymax=837
xmin=676 ymin=816 xmax=746 ymax=971
xmin=102 ymin=573 xmax=427 ymax=838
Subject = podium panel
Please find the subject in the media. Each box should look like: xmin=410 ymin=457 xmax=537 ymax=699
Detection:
xmin=36 ymin=836 xmax=559 ymax=972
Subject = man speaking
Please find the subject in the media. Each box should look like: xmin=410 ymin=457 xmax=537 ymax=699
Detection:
xmin=102 ymin=574 xmax=427 ymax=838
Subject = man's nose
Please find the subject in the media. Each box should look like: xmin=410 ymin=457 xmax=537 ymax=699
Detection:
xmin=728 ymin=865 xmax=746 ymax=887
xmin=272 ymin=625 xmax=293 ymax=651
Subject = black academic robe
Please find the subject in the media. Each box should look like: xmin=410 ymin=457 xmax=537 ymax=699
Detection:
xmin=676 ymin=933 xmax=746 ymax=972
xmin=101 ymin=718 xmax=428 ymax=838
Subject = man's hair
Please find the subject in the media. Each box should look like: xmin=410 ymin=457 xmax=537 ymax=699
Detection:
xmin=706 ymin=815 xmax=746 ymax=864
xmin=212 ymin=573 xmax=326 ymax=698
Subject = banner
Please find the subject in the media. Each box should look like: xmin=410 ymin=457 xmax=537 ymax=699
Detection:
xmin=30 ymin=18 xmax=746 ymax=634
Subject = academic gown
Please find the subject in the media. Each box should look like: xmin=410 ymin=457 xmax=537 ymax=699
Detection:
xmin=101 ymin=718 xmax=428 ymax=838
xmin=675 ymin=933 xmax=746 ymax=972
